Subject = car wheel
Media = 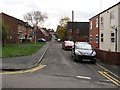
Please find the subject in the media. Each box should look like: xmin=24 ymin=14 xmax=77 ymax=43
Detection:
xmin=74 ymin=55 xmax=78 ymax=62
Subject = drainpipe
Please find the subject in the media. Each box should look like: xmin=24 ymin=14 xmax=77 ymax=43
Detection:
xmin=115 ymin=28 xmax=117 ymax=52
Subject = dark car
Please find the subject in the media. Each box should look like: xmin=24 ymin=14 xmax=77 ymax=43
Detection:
xmin=38 ymin=38 xmax=46 ymax=42
xmin=71 ymin=42 xmax=96 ymax=63
xmin=62 ymin=41 xmax=74 ymax=50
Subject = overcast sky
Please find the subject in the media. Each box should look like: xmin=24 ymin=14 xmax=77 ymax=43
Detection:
xmin=1 ymin=0 xmax=119 ymax=30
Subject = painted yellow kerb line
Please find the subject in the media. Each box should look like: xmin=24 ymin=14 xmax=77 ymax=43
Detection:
xmin=103 ymin=71 xmax=120 ymax=83
xmin=0 ymin=65 xmax=46 ymax=74
xmin=98 ymin=71 xmax=120 ymax=86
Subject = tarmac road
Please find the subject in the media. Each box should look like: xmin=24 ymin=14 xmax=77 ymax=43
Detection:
xmin=2 ymin=40 xmax=119 ymax=88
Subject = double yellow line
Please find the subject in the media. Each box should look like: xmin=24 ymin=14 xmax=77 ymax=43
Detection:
xmin=0 ymin=65 xmax=46 ymax=74
xmin=98 ymin=71 xmax=120 ymax=86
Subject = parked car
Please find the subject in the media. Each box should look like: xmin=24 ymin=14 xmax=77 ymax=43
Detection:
xmin=71 ymin=42 xmax=96 ymax=63
xmin=62 ymin=41 xmax=74 ymax=50
xmin=38 ymin=38 xmax=46 ymax=42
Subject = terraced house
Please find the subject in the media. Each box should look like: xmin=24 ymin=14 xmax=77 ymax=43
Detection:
xmin=89 ymin=15 xmax=99 ymax=49
xmin=1 ymin=13 xmax=34 ymax=44
xmin=89 ymin=2 xmax=120 ymax=64
xmin=99 ymin=2 xmax=120 ymax=52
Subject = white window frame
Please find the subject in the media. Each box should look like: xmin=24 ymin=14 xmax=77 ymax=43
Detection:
xmin=90 ymin=21 xmax=92 ymax=30
xmin=96 ymin=18 xmax=98 ymax=28
xmin=76 ymin=29 xmax=79 ymax=33
xmin=100 ymin=17 xmax=104 ymax=29
xmin=96 ymin=34 xmax=98 ymax=43
xmin=90 ymin=35 xmax=92 ymax=42
xmin=110 ymin=11 xmax=115 ymax=27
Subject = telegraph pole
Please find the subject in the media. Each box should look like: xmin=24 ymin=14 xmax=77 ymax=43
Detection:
xmin=72 ymin=10 xmax=74 ymax=42
xmin=72 ymin=11 xmax=76 ymax=55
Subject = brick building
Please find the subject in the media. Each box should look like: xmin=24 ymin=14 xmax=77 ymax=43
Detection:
xmin=36 ymin=27 xmax=50 ymax=41
xmin=89 ymin=15 xmax=99 ymax=48
xmin=1 ymin=13 xmax=33 ymax=44
xmin=67 ymin=22 xmax=89 ymax=42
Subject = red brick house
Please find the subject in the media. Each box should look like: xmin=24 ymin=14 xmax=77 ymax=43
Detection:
xmin=89 ymin=15 xmax=99 ymax=48
xmin=67 ymin=22 xmax=89 ymax=42
xmin=1 ymin=12 xmax=33 ymax=44
xmin=36 ymin=27 xmax=50 ymax=41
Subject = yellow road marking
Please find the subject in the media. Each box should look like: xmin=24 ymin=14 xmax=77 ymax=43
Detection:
xmin=0 ymin=65 xmax=46 ymax=74
xmin=98 ymin=71 xmax=120 ymax=86
xmin=103 ymin=71 xmax=120 ymax=83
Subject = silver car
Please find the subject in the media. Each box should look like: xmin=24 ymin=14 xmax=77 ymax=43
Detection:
xmin=71 ymin=42 xmax=96 ymax=63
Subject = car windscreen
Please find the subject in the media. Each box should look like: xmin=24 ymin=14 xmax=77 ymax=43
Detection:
xmin=75 ymin=44 xmax=92 ymax=50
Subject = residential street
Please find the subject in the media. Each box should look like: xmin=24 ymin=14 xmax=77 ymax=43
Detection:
xmin=2 ymin=38 xmax=119 ymax=88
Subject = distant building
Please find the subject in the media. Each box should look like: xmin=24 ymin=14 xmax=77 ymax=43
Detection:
xmin=36 ymin=27 xmax=50 ymax=41
xmin=67 ymin=22 xmax=89 ymax=42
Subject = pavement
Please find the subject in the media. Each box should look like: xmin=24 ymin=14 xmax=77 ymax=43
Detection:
xmin=96 ymin=60 xmax=120 ymax=79
xmin=1 ymin=42 xmax=50 ymax=70
xmin=0 ymin=41 xmax=119 ymax=79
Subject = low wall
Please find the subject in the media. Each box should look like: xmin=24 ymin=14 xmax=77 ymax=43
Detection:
xmin=95 ymin=49 xmax=120 ymax=65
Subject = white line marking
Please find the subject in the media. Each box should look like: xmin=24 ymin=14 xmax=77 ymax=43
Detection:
xmin=76 ymin=76 xmax=91 ymax=80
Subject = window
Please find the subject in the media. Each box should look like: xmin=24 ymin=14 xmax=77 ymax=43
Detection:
xmin=110 ymin=11 xmax=115 ymax=27
xmin=96 ymin=18 xmax=98 ymax=28
xmin=90 ymin=21 xmax=92 ymax=30
xmin=111 ymin=32 xmax=115 ymax=42
xmin=96 ymin=34 xmax=98 ymax=43
xmin=69 ymin=36 xmax=72 ymax=40
xmin=101 ymin=34 xmax=104 ymax=42
xmin=76 ymin=29 xmax=79 ymax=33
xmin=69 ymin=29 xmax=72 ymax=33
xmin=100 ymin=17 xmax=104 ymax=29
xmin=90 ymin=35 xmax=92 ymax=42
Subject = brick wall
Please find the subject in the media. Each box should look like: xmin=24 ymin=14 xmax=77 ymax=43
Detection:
xmin=89 ymin=16 xmax=99 ymax=48
xmin=2 ymin=13 xmax=18 ymax=43
xmin=95 ymin=49 xmax=120 ymax=65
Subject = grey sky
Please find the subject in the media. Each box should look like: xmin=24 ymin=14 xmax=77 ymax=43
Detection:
xmin=1 ymin=0 xmax=120 ymax=30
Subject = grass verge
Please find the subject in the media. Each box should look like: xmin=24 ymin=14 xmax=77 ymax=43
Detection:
xmin=1 ymin=42 xmax=46 ymax=58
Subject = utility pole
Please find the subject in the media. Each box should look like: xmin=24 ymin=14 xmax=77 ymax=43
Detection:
xmin=72 ymin=11 xmax=76 ymax=55
xmin=72 ymin=10 xmax=74 ymax=42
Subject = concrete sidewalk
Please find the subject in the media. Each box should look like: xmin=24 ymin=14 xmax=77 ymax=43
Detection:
xmin=1 ymin=42 xmax=50 ymax=70
xmin=97 ymin=60 xmax=120 ymax=78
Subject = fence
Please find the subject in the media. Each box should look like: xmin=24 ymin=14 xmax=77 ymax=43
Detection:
xmin=95 ymin=49 xmax=120 ymax=65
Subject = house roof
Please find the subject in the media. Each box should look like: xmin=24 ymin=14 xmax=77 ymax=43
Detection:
xmin=38 ymin=27 xmax=49 ymax=36
xmin=89 ymin=1 xmax=120 ymax=20
xmin=0 ymin=12 xmax=32 ymax=28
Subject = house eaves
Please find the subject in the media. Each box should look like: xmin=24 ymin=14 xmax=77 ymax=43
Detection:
xmin=38 ymin=27 xmax=49 ymax=37
xmin=89 ymin=1 xmax=120 ymax=20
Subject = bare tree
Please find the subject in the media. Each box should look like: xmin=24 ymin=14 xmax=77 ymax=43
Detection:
xmin=23 ymin=10 xmax=48 ymax=45
xmin=24 ymin=10 xmax=48 ymax=26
